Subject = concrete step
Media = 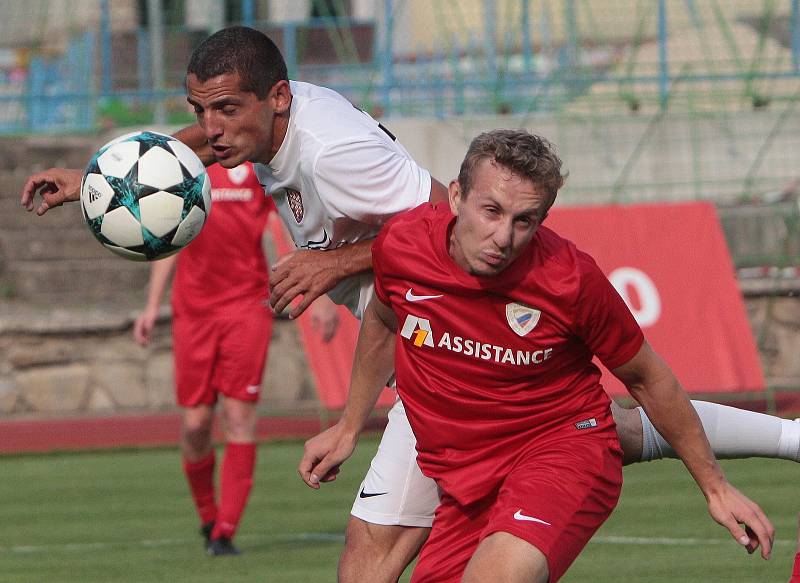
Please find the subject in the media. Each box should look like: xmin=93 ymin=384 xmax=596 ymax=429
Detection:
xmin=5 ymin=259 xmax=149 ymax=302
xmin=0 ymin=196 xmax=86 ymax=230
xmin=1 ymin=228 xmax=107 ymax=261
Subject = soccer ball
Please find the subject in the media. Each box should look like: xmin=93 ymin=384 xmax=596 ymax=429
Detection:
xmin=80 ymin=130 xmax=212 ymax=261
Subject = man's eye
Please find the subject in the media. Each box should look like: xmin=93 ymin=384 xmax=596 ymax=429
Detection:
xmin=222 ymin=106 xmax=237 ymax=115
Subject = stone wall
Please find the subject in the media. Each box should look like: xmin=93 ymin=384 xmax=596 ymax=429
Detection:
xmin=0 ymin=303 xmax=320 ymax=417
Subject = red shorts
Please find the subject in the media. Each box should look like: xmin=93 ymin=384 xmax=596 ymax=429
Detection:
xmin=172 ymin=308 xmax=272 ymax=407
xmin=411 ymin=434 xmax=623 ymax=583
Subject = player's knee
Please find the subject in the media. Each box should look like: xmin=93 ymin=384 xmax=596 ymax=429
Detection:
xmin=221 ymin=401 xmax=258 ymax=442
xmin=181 ymin=416 xmax=213 ymax=452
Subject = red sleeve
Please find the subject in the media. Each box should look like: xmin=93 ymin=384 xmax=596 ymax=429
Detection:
xmin=573 ymin=250 xmax=644 ymax=370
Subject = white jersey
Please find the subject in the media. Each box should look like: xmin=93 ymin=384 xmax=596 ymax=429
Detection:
xmin=254 ymin=81 xmax=432 ymax=317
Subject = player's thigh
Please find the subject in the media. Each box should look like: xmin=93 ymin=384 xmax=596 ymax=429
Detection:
xmin=410 ymin=494 xmax=491 ymax=583
xmin=351 ymin=399 xmax=439 ymax=527
xmin=172 ymin=315 xmax=220 ymax=407
xmin=609 ymin=400 xmax=644 ymax=464
xmin=211 ymin=310 xmax=272 ymax=403
xmin=339 ymin=517 xmax=429 ymax=583
xmin=484 ymin=435 xmax=623 ymax=582
xmin=463 ymin=531 xmax=548 ymax=583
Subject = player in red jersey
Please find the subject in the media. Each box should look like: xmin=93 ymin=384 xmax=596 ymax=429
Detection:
xmin=134 ymin=162 xmax=305 ymax=556
xmin=300 ymin=130 xmax=774 ymax=582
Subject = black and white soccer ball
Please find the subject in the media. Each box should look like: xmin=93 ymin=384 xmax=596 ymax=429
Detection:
xmin=80 ymin=130 xmax=212 ymax=261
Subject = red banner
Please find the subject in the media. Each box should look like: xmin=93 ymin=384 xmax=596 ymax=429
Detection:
xmin=273 ymin=201 xmax=763 ymax=408
xmin=547 ymin=202 xmax=764 ymax=395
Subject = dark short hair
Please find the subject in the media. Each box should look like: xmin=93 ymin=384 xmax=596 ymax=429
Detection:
xmin=458 ymin=129 xmax=567 ymax=213
xmin=186 ymin=26 xmax=288 ymax=99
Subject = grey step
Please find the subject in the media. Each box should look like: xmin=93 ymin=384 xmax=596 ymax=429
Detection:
xmin=0 ymin=228 xmax=108 ymax=261
xmin=5 ymin=259 xmax=149 ymax=302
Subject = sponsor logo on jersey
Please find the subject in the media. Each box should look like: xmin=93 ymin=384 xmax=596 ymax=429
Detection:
xmin=301 ymin=227 xmax=331 ymax=250
xmin=227 ymin=164 xmax=249 ymax=185
xmin=400 ymin=315 xmax=435 ymax=347
xmin=513 ymin=509 xmax=551 ymax=525
xmin=506 ymin=302 xmax=541 ymax=337
xmin=405 ymin=288 xmax=443 ymax=302
xmin=287 ymin=189 xmax=304 ymax=223
xmin=358 ymin=487 xmax=388 ymax=498
xmin=211 ymin=188 xmax=254 ymax=202
xmin=399 ymin=314 xmax=554 ymax=366
xmin=574 ymin=417 xmax=598 ymax=430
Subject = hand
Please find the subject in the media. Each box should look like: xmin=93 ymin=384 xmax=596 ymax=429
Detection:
xmin=705 ymin=481 xmax=774 ymax=559
xmin=298 ymin=423 xmax=359 ymax=489
xmin=311 ymin=296 xmax=340 ymax=343
xmin=20 ymin=168 xmax=83 ymax=215
xmin=132 ymin=306 xmax=160 ymax=347
xmin=270 ymin=249 xmax=344 ymax=319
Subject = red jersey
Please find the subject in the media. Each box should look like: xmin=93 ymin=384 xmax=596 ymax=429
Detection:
xmin=372 ymin=203 xmax=644 ymax=506
xmin=172 ymin=163 xmax=274 ymax=318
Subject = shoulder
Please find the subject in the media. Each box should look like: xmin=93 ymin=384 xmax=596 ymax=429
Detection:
xmin=375 ymin=203 xmax=444 ymax=256
xmin=291 ymin=83 xmax=373 ymax=144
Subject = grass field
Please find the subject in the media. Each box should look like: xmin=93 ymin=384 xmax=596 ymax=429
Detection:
xmin=1 ymin=436 xmax=797 ymax=583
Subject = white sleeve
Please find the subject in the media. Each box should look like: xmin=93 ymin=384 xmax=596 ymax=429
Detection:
xmin=311 ymin=137 xmax=432 ymax=225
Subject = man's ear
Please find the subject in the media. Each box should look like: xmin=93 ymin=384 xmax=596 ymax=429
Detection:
xmin=448 ymin=180 xmax=461 ymax=216
xmin=271 ymin=80 xmax=291 ymax=114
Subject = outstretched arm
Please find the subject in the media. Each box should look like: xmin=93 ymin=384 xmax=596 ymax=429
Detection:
xmin=20 ymin=168 xmax=83 ymax=215
xmin=298 ymin=295 xmax=397 ymax=488
xmin=20 ymin=125 xmax=214 ymax=216
xmin=613 ymin=340 xmax=774 ymax=559
xmin=270 ymin=177 xmax=449 ymax=318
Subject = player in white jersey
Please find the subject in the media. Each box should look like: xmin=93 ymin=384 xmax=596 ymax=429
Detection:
xmin=20 ymin=26 xmax=800 ymax=583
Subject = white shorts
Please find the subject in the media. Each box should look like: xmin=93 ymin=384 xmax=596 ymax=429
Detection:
xmin=350 ymin=399 xmax=440 ymax=527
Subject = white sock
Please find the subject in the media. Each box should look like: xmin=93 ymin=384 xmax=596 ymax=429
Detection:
xmin=638 ymin=400 xmax=800 ymax=463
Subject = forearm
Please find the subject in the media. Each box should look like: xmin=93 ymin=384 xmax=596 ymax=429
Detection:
xmin=144 ymin=255 xmax=178 ymax=311
xmin=338 ymin=299 xmax=396 ymax=436
xmin=171 ymin=124 xmax=215 ymax=166
xmin=328 ymin=239 xmax=375 ymax=279
xmin=626 ymin=356 xmax=726 ymax=497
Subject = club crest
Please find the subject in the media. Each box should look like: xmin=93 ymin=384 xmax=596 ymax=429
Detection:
xmin=505 ymin=302 xmax=541 ymax=337
xmin=286 ymin=189 xmax=304 ymax=223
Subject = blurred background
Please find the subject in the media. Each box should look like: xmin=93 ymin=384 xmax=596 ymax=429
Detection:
xmin=2 ymin=3 xmax=800 ymax=582
xmin=0 ymin=0 xmax=799 ymax=440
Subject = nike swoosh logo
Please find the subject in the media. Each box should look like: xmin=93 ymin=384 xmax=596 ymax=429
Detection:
xmin=513 ymin=510 xmax=551 ymax=525
xmin=358 ymin=489 xmax=388 ymax=499
xmin=405 ymin=289 xmax=443 ymax=302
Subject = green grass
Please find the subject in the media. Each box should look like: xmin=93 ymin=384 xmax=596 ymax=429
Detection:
xmin=1 ymin=438 xmax=797 ymax=582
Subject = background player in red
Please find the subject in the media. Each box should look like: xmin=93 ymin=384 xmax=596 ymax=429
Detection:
xmin=134 ymin=162 xmax=282 ymax=556
xmin=300 ymin=130 xmax=774 ymax=582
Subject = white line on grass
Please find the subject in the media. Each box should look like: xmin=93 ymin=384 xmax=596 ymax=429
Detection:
xmin=0 ymin=533 xmax=791 ymax=555
xmin=0 ymin=532 xmax=345 ymax=555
